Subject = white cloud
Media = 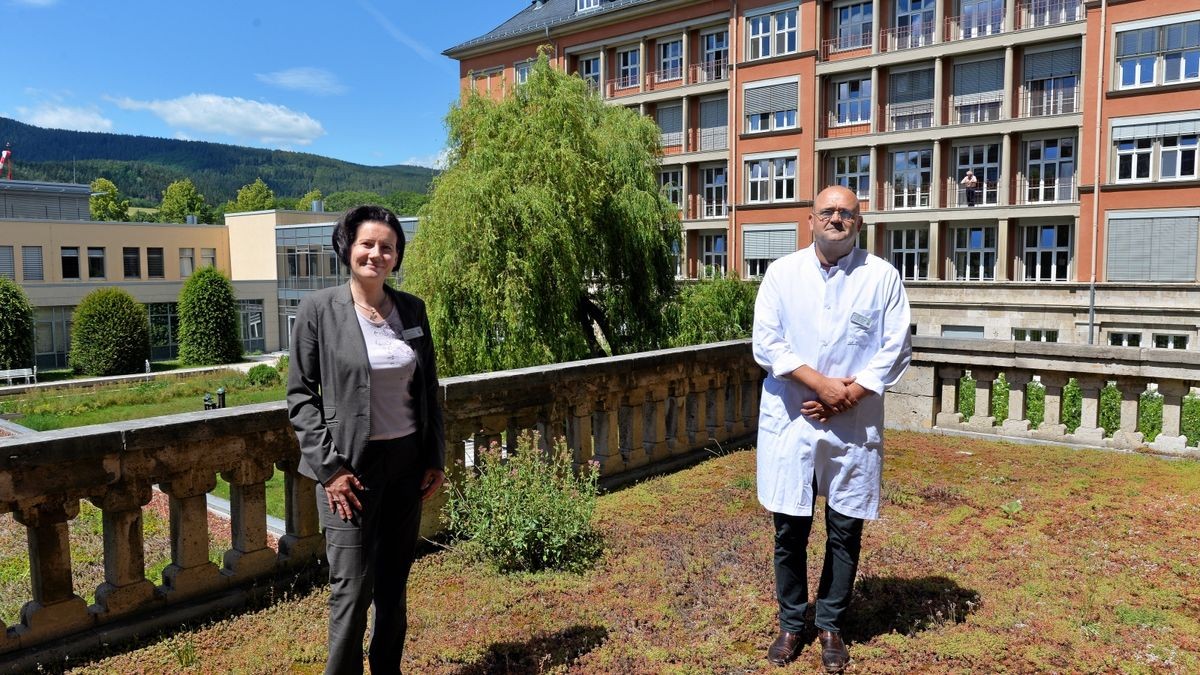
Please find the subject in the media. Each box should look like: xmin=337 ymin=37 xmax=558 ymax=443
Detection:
xmin=17 ymin=104 xmax=113 ymax=132
xmin=402 ymin=149 xmax=448 ymax=170
xmin=111 ymin=93 xmax=325 ymax=146
xmin=256 ymin=67 xmax=347 ymax=96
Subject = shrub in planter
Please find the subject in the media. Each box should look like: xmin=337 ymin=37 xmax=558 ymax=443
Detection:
xmin=246 ymin=363 xmax=280 ymax=387
xmin=0 ymin=277 xmax=35 ymax=370
xmin=177 ymin=266 xmax=242 ymax=366
xmin=69 ymin=288 xmax=150 ymax=376
xmin=445 ymin=430 xmax=602 ymax=573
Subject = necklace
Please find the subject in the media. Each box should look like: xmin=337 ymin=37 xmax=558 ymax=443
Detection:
xmin=353 ymin=297 xmax=390 ymax=322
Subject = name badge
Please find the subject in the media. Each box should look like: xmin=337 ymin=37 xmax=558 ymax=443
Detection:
xmin=401 ymin=327 xmax=424 ymax=340
xmin=850 ymin=312 xmax=873 ymax=330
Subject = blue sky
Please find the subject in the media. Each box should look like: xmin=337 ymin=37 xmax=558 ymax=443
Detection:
xmin=0 ymin=0 xmax=522 ymax=168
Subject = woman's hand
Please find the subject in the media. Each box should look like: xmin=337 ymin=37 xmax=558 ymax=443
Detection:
xmin=324 ymin=467 xmax=364 ymax=520
xmin=420 ymin=468 xmax=445 ymax=503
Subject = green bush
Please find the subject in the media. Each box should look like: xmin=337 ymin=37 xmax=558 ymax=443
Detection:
xmin=246 ymin=364 xmax=280 ymax=387
xmin=1061 ymin=378 xmax=1081 ymax=433
xmin=1026 ymin=381 xmax=1046 ymax=428
xmin=0 ymin=277 xmax=35 ymax=369
xmin=274 ymin=354 xmax=290 ymax=374
xmin=1139 ymin=392 xmax=1163 ymax=442
xmin=68 ymin=288 xmax=150 ymax=376
xmin=668 ymin=274 xmax=758 ymax=347
xmin=992 ymin=373 xmax=1010 ymax=423
xmin=445 ymin=430 xmax=602 ymax=573
xmin=177 ymin=267 xmax=242 ymax=366
xmin=1099 ymin=383 xmax=1121 ymax=437
xmin=1183 ymin=395 xmax=1199 ymax=447
xmin=957 ymin=374 xmax=976 ymax=418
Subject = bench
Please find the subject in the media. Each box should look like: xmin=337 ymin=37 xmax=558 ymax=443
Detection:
xmin=0 ymin=367 xmax=37 ymax=386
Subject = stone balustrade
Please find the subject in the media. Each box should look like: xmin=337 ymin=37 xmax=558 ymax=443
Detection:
xmin=0 ymin=341 xmax=762 ymax=659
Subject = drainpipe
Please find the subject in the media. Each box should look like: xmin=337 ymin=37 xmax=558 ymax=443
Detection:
xmin=1087 ymin=0 xmax=1107 ymax=344
xmin=730 ymin=0 xmax=738 ymax=278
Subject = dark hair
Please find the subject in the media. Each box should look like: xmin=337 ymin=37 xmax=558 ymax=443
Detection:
xmin=331 ymin=204 xmax=406 ymax=269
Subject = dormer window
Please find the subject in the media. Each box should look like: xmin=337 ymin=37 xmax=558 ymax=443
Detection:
xmin=578 ymin=0 xmax=600 ymax=11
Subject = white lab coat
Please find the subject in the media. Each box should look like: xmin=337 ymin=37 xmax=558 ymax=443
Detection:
xmin=752 ymin=246 xmax=911 ymax=520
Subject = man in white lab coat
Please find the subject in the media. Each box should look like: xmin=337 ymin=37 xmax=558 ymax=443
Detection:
xmin=752 ymin=185 xmax=911 ymax=672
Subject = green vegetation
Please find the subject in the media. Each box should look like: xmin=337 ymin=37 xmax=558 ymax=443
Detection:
xmin=245 ymin=364 xmax=281 ymax=387
xmin=406 ymin=53 xmax=679 ymax=376
xmin=88 ymin=177 xmax=130 ymax=221
xmin=177 ymin=267 xmax=242 ymax=366
xmin=158 ymin=178 xmax=214 ymax=224
xmin=0 ymin=276 xmax=35 ymax=370
xmin=68 ymin=288 xmax=151 ymax=376
xmin=668 ymin=274 xmax=758 ymax=347
xmin=446 ymin=431 xmax=602 ymax=573
xmin=60 ymin=433 xmax=1200 ymax=673
xmin=225 ymin=177 xmax=276 ymax=213
xmin=211 ymin=470 xmax=286 ymax=520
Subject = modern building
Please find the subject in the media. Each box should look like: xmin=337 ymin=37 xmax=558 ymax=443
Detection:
xmin=446 ymin=0 xmax=1200 ymax=348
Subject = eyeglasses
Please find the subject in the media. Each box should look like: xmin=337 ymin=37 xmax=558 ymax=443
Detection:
xmin=815 ymin=208 xmax=858 ymax=222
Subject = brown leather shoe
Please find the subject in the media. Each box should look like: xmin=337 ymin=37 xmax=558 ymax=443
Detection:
xmin=766 ymin=630 xmax=804 ymax=666
xmin=817 ymin=629 xmax=850 ymax=673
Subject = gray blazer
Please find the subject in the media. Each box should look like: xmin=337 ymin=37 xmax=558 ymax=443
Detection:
xmin=287 ymin=283 xmax=445 ymax=485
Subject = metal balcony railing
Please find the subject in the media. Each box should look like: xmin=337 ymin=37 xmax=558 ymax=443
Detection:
xmin=689 ymin=59 xmax=729 ymax=84
xmin=944 ymin=7 xmax=1005 ymax=41
xmin=944 ymin=179 xmax=1000 ymax=208
xmin=952 ymin=93 xmax=1004 ymax=124
xmin=881 ymin=23 xmax=935 ymax=52
xmin=1015 ymin=176 xmax=1079 ymax=204
xmin=821 ymin=113 xmax=873 ymax=138
xmin=1018 ymin=87 xmax=1080 ymax=118
xmin=648 ymin=64 xmax=684 ymax=88
xmin=884 ymin=182 xmax=933 ymax=210
xmin=820 ymin=34 xmax=872 ymax=60
xmin=607 ymin=73 xmax=640 ymax=96
xmin=1017 ymin=0 xmax=1082 ymax=29
xmin=886 ymin=101 xmax=935 ymax=131
xmin=700 ymin=197 xmax=729 ymax=218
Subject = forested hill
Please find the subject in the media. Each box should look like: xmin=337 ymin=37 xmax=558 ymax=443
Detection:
xmin=0 ymin=117 xmax=437 ymax=205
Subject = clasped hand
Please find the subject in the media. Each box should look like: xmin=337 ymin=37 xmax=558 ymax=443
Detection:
xmin=799 ymin=374 xmax=867 ymax=423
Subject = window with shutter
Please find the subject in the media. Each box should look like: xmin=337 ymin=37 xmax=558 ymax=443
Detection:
xmin=699 ymin=97 xmax=728 ymax=150
xmin=1106 ymin=216 xmax=1198 ymax=282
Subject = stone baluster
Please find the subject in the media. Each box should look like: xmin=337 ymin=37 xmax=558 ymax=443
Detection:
xmin=709 ymin=378 xmax=728 ymax=443
xmin=1150 ymin=381 xmax=1190 ymax=453
xmin=689 ymin=385 xmax=709 ymax=446
xmin=647 ymin=385 xmax=671 ymax=462
xmin=1032 ymin=373 xmax=1068 ymax=438
xmin=625 ymin=393 xmax=649 ymax=469
xmin=276 ymin=459 xmax=323 ymax=565
xmin=568 ymin=405 xmax=595 ymax=469
xmin=1069 ymin=376 xmax=1107 ymax=444
xmin=1111 ymin=378 xmax=1146 ymax=449
xmin=593 ymin=394 xmax=624 ymax=474
xmin=968 ymin=368 xmax=997 ymax=428
xmin=1000 ymin=370 xmax=1032 ymax=433
xmin=90 ymin=483 xmax=156 ymax=618
xmin=935 ymin=366 xmax=963 ymax=426
xmin=669 ymin=382 xmax=688 ymax=453
xmin=220 ymin=460 xmax=278 ymax=580
xmin=159 ymin=471 xmax=223 ymax=600
xmin=12 ymin=499 xmax=91 ymax=642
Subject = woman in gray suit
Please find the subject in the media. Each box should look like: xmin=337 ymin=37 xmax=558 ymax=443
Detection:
xmin=287 ymin=204 xmax=445 ymax=674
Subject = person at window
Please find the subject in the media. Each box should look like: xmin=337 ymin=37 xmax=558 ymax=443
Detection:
xmin=961 ymin=169 xmax=979 ymax=207
xmin=288 ymin=205 xmax=445 ymax=674
xmin=752 ymin=186 xmax=912 ymax=672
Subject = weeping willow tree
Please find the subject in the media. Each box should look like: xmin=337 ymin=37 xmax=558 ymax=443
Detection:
xmin=405 ymin=52 xmax=680 ymax=377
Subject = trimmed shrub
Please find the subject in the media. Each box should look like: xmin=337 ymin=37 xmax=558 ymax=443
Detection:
xmin=69 ymin=288 xmax=150 ymax=376
xmin=1139 ymin=391 xmax=1163 ymax=442
xmin=669 ymin=274 xmax=758 ymax=347
xmin=0 ymin=277 xmax=35 ymax=370
xmin=177 ymin=267 xmax=242 ymax=366
xmin=246 ymin=364 xmax=280 ymax=387
xmin=1099 ymin=383 xmax=1121 ymax=437
xmin=445 ymin=430 xmax=602 ymax=573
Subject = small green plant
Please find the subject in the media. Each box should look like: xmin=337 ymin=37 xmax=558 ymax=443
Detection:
xmin=1099 ymin=383 xmax=1121 ymax=437
xmin=1026 ymin=381 xmax=1046 ymax=428
xmin=69 ymin=288 xmax=151 ymax=376
xmin=1183 ymin=394 xmax=1200 ymax=447
xmin=958 ymin=374 xmax=976 ymax=418
xmin=1139 ymin=390 xmax=1164 ymax=442
xmin=1061 ymin=378 xmax=1081 ymax=433
xmin=991 ymin=373 xmax=1010 ymax=423
xmin=171 ymin=637 xmax=198 ymax=667
xmin=245 ymin=364 xmax=281 ymax=387
xmin=999 ymin=499 xmax=1023 ymax=519
xmin=274 ymin=354 xmax=290 ymax=374
xmin=445 ymin=430 xmax=602 ymax=573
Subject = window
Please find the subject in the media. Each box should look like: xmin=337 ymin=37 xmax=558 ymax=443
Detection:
xmin=747 ymin=8 xmax=798 ymax=60
xmin=942 ymin=325 xmax=985 ymax=339
xmin=951 ymin=226 xmax=996 ymax=280
xmin=833 ymin=77 xmax=871 ymax=126
xmin=894 ymin=0 xmax=934 ymax=48
xmin=958 ymin=0 xmax=1003 ymax=38
xmin=61 ymin=247 xmax=80 ymax=280
xmin=745 ymin=156 xmax=796 ymax=204
xmin=700 ymin=232 xmax=727 ymax=276
xmin=1024 ymin=46 xmax=1080 ymax=116
xmin=1112 ymin=118 xmax=1200 ymax=183
xmin=1106 ymin=214 xmax=1198 ymax=282
xmin=889 ymin=227 xmax=929 ymax=280
xmin=1161 ymin=135 xmax=1199 ymax=180
xmin=1021 ymin=224 xmax=1071 ymax=281
xmin=658 ymin=40 xmax=682 ymax=81
xmin=1116 ymin=19 xmax=1200 ymax=89
xmin=0 ymin=246 xmax=12 ymax=280
xmin=891 ymin=148 xmax=931 ymax=208
xmin=239 ymin=299 xmax=266 ymax=353
xmin=470 ymin=69 xmax=501 ymax=95
xmin=617 ymin=47 xmax=639 ymax=89
xmin=888 ymin=68 xmax=934 ymax=130
xmin=834 ymin=1 xmax=873 ymax=51
xmin=1109 ymin=332 xmax=1141 ymax=347
xmin=1012 ymin=328 xmax=1059 ymax=342
xmin=955 ymin=143 xmax=1000 ymax=206
xmin=1116 ymin=137 xmax=1153 ymax=182
xmin=1153 ymin=334 xmax=1189 ymax=349
xmin=744 ymin=227 xmax=796 ymax=278
xmin=745 ymin=80 xmax=798 ymax=132
xmin=123 ymin=247 xmax=140 ymax=279
xmin=179 ymin=247 xmax=194 ymax=278
xmin=657 ymin=104 xmax=683 ymax=149
xmin=577 ymin=0 xmax=600 ymax=10
xmin=147 ymin=247 xmax=165 ymax=279
xmin=659 ymin=169 xmax=683 ymax=209
xmin=515 ymin=60 xmax=532 ymax=85
xmin=578 ymin=55 xmax=601 ymax=90
xmin=1025 ymin=0 xmax=1080 ymax=27
xmin=148 ymin=302 xmax=179 ymax=361
xmin=21 ymin=246 xmax=43 ymax=281
xmin=701 ymin=165 xmax=728 ymax=218
xmin=953 ymin=58 xmax=1003 ymax=123
xmin=1024 ymin=137 xmax=1076 ymax=203
xmin=833 ymin=152 xmax=871 ymax=199
xmin=201 ymin=247 xmax=217 ymax=269
xmin=699 ymin=96 xmax=728 ymax=151
xmin=701 ymin=30 xmax=729 ymax=81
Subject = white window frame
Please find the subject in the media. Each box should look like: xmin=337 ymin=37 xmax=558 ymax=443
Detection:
xmin=578 ymin=54 xmax=601 ymax=90
xmin=744 ymin=152 xmax=797 ymax=205
xmin=1024 ymin=136 xmax=1076 ymax=203
xmin=951 ymin=225 xmax=996 ymax=281
xmin=891 ymin=147 xmax=932 ymax=209
xmin=1115 ymin=15 xmax=1200 ymax=90
xmin=179 ymin=247 xmax=195 ymax=278
xmin=833 ymin=151 xmax=871 ymax=200
xmin=834 ymin=0 xmax=873 ymax=51
xmin=1161 ymin=134 xmax=1199 ymax=181
xmin=577 ymin=0 xmax=600 ymax=11
xmin=201 ymin=247 xmax=217 ymax=269
xmin=700 ymin=231 xmax=728 ymax=277
xmin=1108 ymin=331 xmax=1142 ymax=347
xmin=617 ymin=47 xmax=640 ymax=89
xmin=746 ymin=6 xmax=799 ymax=61
xmin=701 ymin=165 xmax=728 ymax=218
xmin=1152 ymin=333 xmax=1189 ymax=349
xmin=700 ymin=29 xmax=729 ymax=81
xmin=955 ymin=142 xmax=1000 ymax=206
xmin=659 ymin=168 xmax=683 ymax=210
xmin=1115 ymin=137 xmax=1154 ymax=183
xmin=888 ymin=226 xmax=929 ymax=280
xmin=658 ymin=39 xmax=683 ymax=82
xmin=744 ymin=77 xmax=799 ymax=133
xmin=833 ymin=76 xmax=872 ymax=126
xmin=1012 ymin=328 xmax=1059 ymax=342
xmin=743 ymin=225 xmax=796 ymax=278
xmin=514 ymin=59 xmax=533 ymax=85
xmin=1020 ymin=223 xmax=1071 ymax=282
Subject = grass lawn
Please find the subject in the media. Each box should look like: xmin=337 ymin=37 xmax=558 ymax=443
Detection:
xmin=40 ymin=431 xmax=1199 ymax=673
xmin=211 ymin=470 xmax=288 ymax=521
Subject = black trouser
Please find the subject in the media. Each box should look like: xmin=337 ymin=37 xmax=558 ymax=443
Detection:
xmin=317 ymin=434 xmax=423 ymax=675
xmin=773 ymin=498 xmax=864 ymax=634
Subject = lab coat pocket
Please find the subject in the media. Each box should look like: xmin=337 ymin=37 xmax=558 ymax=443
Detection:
xmin=846 ymin=308 xmax=882 ymax=346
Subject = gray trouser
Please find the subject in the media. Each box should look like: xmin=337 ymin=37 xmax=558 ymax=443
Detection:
xmin=317 ymin=434 xmax=423 ymax=675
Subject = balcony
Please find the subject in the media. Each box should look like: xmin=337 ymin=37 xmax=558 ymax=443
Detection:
xmin=688 ymin=59 xmax=728 ymax=84
xmin=884 ymin=182 xmax=933 ymax=210
xmin=886 ymin=101 xmax=935 ymax=132
xmin=1018 ymin=86 xmax=1080 ymax=118
xmin=1015 ymin=176 xmax=1079 ymax=204
xmin=820 ymin=34 xmax=872 ymax=61
xmin=605 ymin=73 xmax=641 ymax=98
xmin=952 ymin=93 xmax=1004 ymax=125
xmin=1016 ymin=0 xmax=1083 ymax=29
xmin=700 ymin=197 xmax=729 ymax=219
xmin=944 ymin=7 xmax=1005 ymax=42
xmin=943 ymin=179 xmax=1000 ymax=208
xmin=881 ymin=23 xmax=936 ymax=52
xmin=646 ymin=64 xmax=684 ymax=90
xmin=821 ymin=116 xmax=873 ymax=138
